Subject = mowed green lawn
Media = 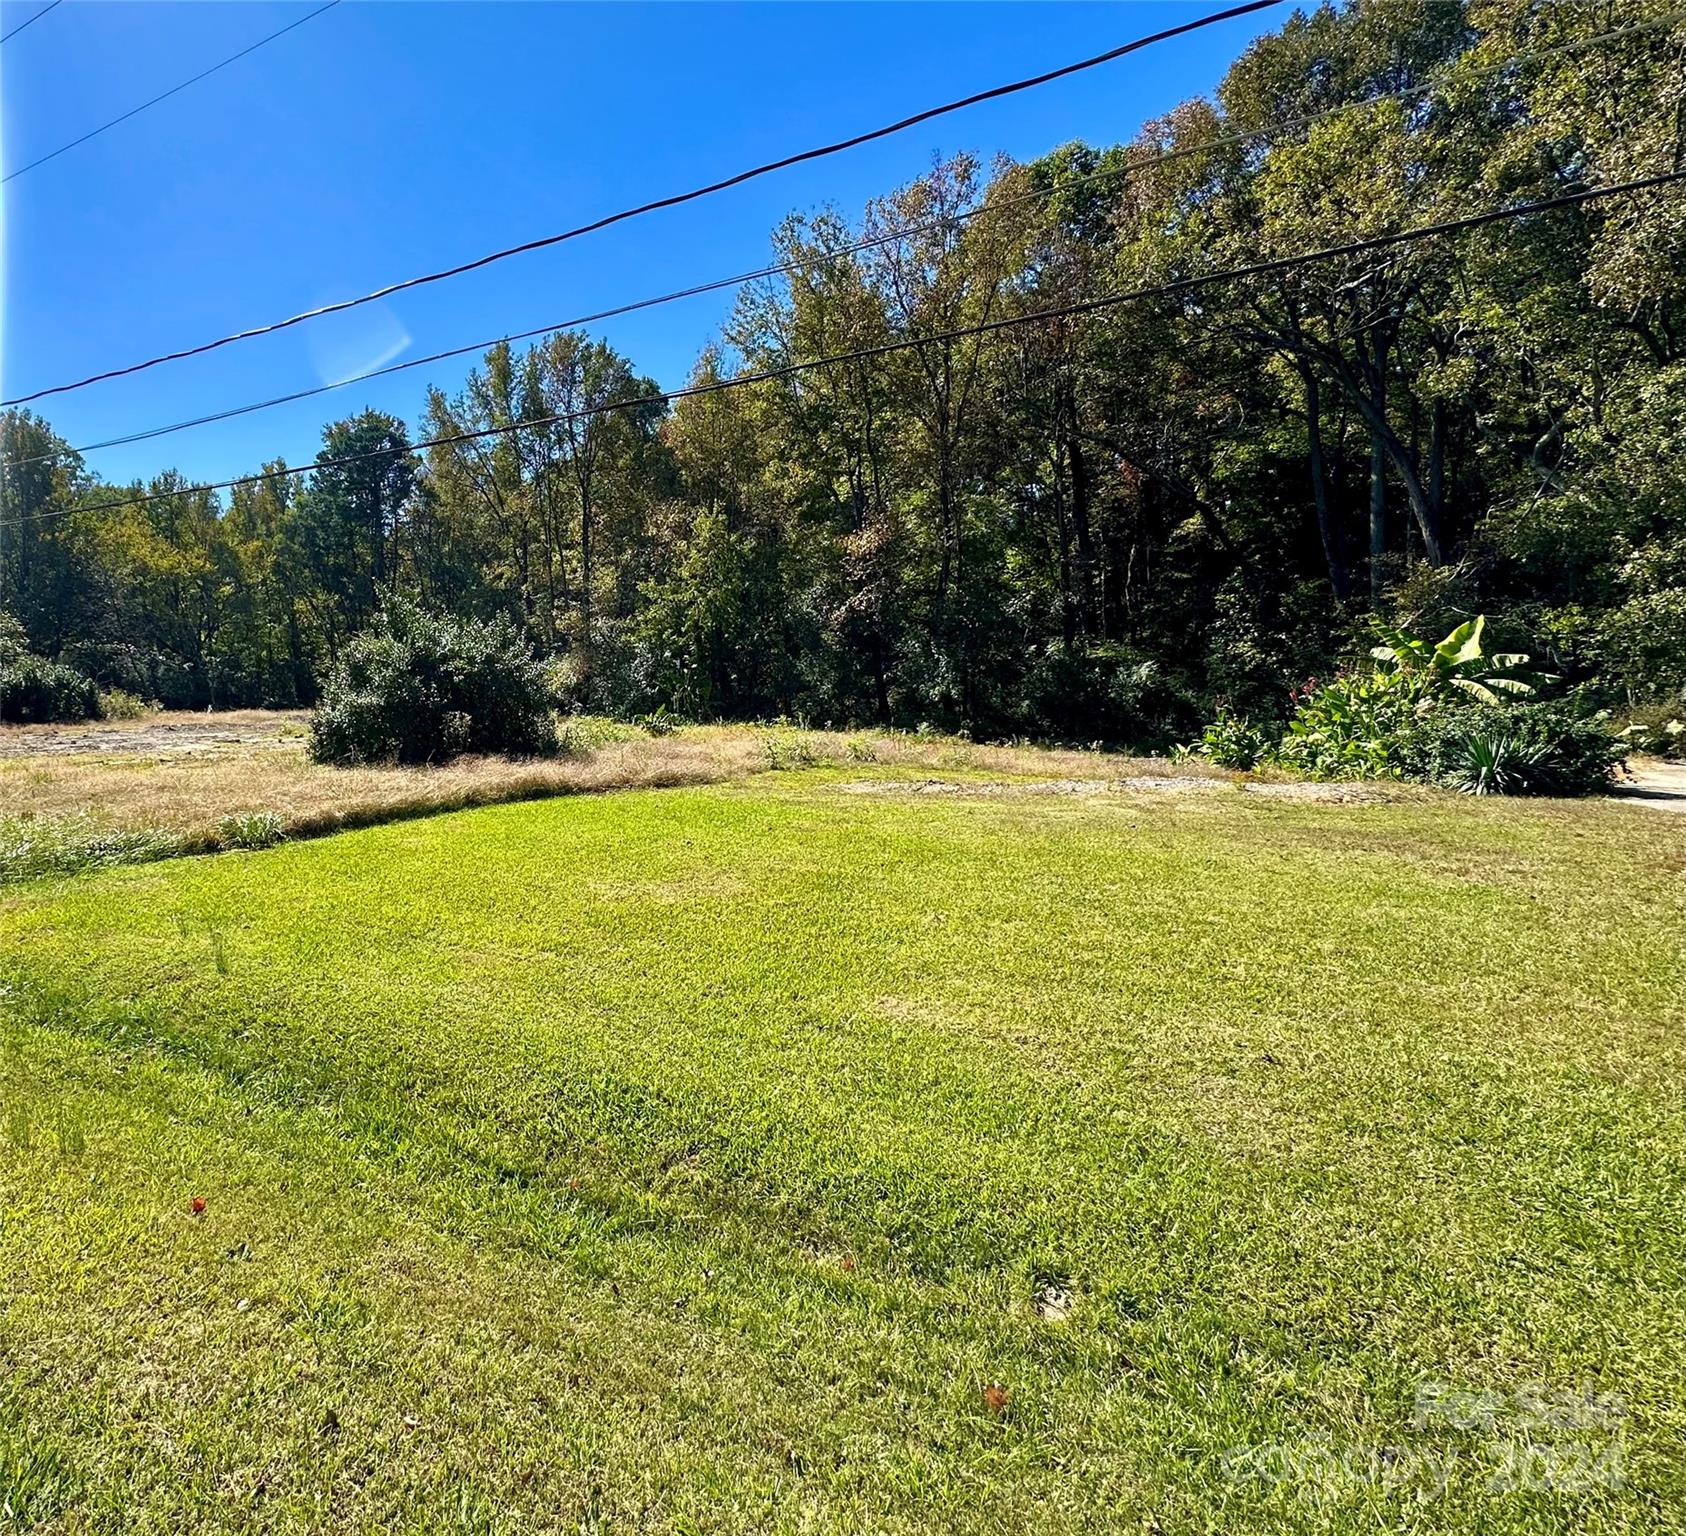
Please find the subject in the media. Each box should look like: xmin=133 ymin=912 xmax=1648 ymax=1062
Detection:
xmin=1 ymin=772 xmax=1679 ymax=1533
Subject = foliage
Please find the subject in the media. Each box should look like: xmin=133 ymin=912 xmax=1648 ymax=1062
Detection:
xmin=0 ymin=652 xmax=100 ymax=724
xmin=4 ymin=4 xmax=1683 ymax=731
xmin=215 ymin=812 xmax=286 ymax=851
xmin=1597 ymin=539 xmax=1686 ymax=701
xmin=1275 ymin=671 xmax=1416 ymax=780
xmin=1616 ymin=698 xmax=1686 ymax=760
xmin=756 ymin=726 xmax=819 ymax=770
xmin=556 ymin=713 xmax=644 ymax=754
xmin=0 ymin=813 xmax=178 ymax=884
xmin=1397 ymin=700 xmax=1627 ymax=798
xmin=1275 ymin=615 xmax=1561 ymax=782
xmin=1438 ymin=731 xmax=1550 ymax=797
xmin=632 ymin=706 xmax=680 ymax=737
xmin=1367 ymin=615 xmax=1545 ymax=706
xmin=308 ymin=600 xmax=557 ymax=766
xmin=1016 ymin=643 xmax=1195 ymax=750
xmin=1184 ymin=708 xmax=1272 ymax=770
xmin=95 ymin=689 xmax=149 ymax=720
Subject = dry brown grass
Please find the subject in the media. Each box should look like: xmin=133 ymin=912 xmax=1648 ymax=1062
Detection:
xmin=0 ymin=713 xmax=1230 ymax=857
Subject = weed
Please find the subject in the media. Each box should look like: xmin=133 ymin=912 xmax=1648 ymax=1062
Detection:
xmin=0 ymin=814 xmax=178 ymax=885
xmin=216 ymin=811 xmax=285 ymax=851
xmin=757 ymin=730 xmax=819 ymax=771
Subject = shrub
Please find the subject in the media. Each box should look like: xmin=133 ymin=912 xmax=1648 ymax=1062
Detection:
xmin=1275 ymin=673 xmax=1415 ymax=779
xmin=1275 ymin=615 xmax=1548 ymax=781
xmin=1438 ymin=732 xmax=1551 ymax=796
xmin=557 ymin=714 xmax=643 ymax=754
xmin=96 ymin=689 xmax=149 ymax=721
xmin=1616 ymin=698 xmax=1686 ymax=760
xmin=758 ymin=728 xmax=818 ymax=770
xmin=1367 ymin=614 xmax=1548 ymax=705
xmin=1016 ymin=642 xmax=1198 ymax=751
xmin=0 ymin=613 xmax=26 ymax=669
xmin=634 ymin=706 xmax=680 ymax=737
xmin=0 ymin=653 xmax=100 ymax=724
xmin=1396 ymin=701 xmax=1626 ymax=797
xmin=1183 ymin=709 xmax=1272 ymax=770
xmin=309 ymin=600 xmax=558 ymax=766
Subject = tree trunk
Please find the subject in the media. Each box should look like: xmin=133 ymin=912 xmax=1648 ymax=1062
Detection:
xmin=1427 ymin=395 xmax=1447 ymax=556
xmin=1065 ymin=389 xmax=1098 ymax=636
xmin=1304 ymin=369 xmax=1350 ymax=601
xmin=1369 ymin=335 xmax=1388 ymax=600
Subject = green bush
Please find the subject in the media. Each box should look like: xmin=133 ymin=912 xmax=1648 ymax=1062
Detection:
xmin=1275 ymin=615 xmax=1548 ymax=781
xmin=1275 ymin=672 xmax=1415 ymax=779
xmin=96 ymin=689 xmax=149 ymax=721
xmin=309 ymin=600 xmax=558 ymax=766
xmin=556 ymin=714 xmax=643 ymax=754
xmin=758 ymin=728 xmax=819 ymax=770
xmin=1183 ymin=709 xmax=1273 ymax=770
xmin=1017 ymin=642 xmax=1197 ymax=751
xmin=1396 ymin=701 xmax=1625 ymax=797
xmin=1616 ymin=698 xmax=1686 ymax=760
xmin=0 ymin=653 xmax=100 ymax=724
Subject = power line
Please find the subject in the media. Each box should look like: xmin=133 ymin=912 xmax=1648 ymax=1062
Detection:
xmin=12 ymin=171 xmax=1681 ymax=528
xmin=15 ymin=7 xmax=1679 ymax=472
xmin=0 ymin=0 xmax=61 ymax=46
xmin=0 ymin=0 xmax=1282 ymax=408
xmin=1 ymin=0 xmax=341 ymax=185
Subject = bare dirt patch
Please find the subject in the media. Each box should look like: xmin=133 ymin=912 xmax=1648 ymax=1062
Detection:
xmin=0 ymin=710 xmax=311 ymax=758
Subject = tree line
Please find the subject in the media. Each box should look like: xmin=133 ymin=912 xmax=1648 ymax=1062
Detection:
xmin=3 ymin=0 xmax=1680 ymax=745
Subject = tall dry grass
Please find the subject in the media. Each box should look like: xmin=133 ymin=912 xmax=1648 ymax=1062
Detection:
xmin=0 ymin=714 xmax=1230 ymax=877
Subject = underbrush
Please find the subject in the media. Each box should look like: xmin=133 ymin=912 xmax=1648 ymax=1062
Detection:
xmin=0 ymin=814 xmax=179 ymax=883
xmin=1186 ymin=616 xmax=1631 ymax=796
xmin=558 ymin=714 xmax=648 ymax=754
xmin=1616 ymin=698 xmax=1686 ymax=760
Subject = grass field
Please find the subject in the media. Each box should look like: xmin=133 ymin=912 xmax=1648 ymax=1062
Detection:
xmin=0 ymin=715 xmax=1235 ymax=883
xmin=1 ymin=770 xmax=1679 ymax=1532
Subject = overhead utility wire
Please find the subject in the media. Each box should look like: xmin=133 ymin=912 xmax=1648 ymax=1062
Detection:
xmin=16 ymin=5 xmax=1679 ymax=471
xmin=1 ymin=0 xmax=341 ymax=185
xmin=0 ymin=0 xmax=61 ymax=46
xmin=13 ymin=170 xmax=1682 ymax=528
xmin=0 ymin=0 xmax=1282 ymax=407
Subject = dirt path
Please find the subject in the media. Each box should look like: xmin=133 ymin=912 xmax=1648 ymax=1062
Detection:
xmin=1611 ymin=760 xmax=1686 ymax=814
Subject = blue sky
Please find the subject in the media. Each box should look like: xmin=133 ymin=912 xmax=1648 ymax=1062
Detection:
xmin=2 ymin=1 xmax=1284 ymax=488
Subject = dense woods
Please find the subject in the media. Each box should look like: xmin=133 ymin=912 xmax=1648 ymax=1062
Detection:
xmin=4 ymin=0 xmax=1681 ymax=744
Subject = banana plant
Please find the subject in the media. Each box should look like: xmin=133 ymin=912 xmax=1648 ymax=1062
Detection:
xmin=1368 ymin=615 xmax=1550 ymax=707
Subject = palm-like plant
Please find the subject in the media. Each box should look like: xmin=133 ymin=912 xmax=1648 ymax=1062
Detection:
xmin=1444 ymin=730 xmax=1551 ymax=796
xmin=1368 ymin=615 xmax=1550 ymax=707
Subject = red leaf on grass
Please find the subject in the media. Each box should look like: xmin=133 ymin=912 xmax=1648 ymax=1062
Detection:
xmin=189 ymin=1197 xmax=207 ymax=1216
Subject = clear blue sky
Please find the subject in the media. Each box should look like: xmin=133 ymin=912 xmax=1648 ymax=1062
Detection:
xmin=2 ymin=1 xmax=1284 ymax=489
